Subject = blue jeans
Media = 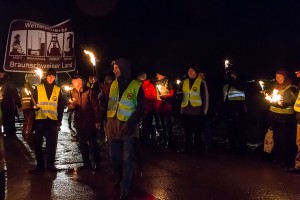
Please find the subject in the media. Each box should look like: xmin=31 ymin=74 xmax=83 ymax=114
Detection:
xmin=110 ymin=138 xmax=135 ymax=192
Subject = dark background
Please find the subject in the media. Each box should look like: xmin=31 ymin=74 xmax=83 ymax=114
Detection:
xmin=1 ymin=0 xmax=300 ymax=85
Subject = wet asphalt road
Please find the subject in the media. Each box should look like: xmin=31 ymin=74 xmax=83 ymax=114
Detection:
xmin=2 ymin=113 xmax=300 ymax=200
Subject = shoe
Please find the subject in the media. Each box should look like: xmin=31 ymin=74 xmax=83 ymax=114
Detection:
xmin=120 ymin=191 xmax=129 ymax=200
xmin=285 ymin=167 xmax=300 ymax=174
xmin=47 ymin=165 xmax=58 ymax=172
xmin=29 ymin=165 xmax=45 ymax=174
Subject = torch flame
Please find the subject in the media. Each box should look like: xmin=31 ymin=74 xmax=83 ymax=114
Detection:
xmin=84 ymin=50 xmax=96 ymax=66
xmin=34 ymin=68 xmax=43 ymax=79
xmin=176 ymin=79 xmax=181 ymax=85
xmin=259 ymin=81 xmax=264 ymax=91
xmin=157 ymin=85 xmax=162 ymax=92
xmin=64 ymin=85 xmax=72 ymax=91
xmin=265 ymin=89 xmax=282 ymax=103
xmin=225 ymin=60 xmax=230 ymax=68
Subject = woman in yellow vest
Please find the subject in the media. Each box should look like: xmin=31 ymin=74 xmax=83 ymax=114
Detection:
xmin=178 ymin=66 xmax=208 ymax=153
xmin=267 ymin=69 xmax=297 ymax=168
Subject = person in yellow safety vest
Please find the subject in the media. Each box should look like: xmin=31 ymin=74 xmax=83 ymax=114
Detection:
xmin=285 ymin=69 xmax=300 ymax=174
xmin=178 ymin=66 xmax=208 ymax=154
xmin=29 ymin=68 xmax=64 ymax=173
xmin=106 ymin=58 xmax=145 ymax=200
xmin=222 ymin=69 xmax=247 ymax=153
xmin=267 ymin=69 xmax=297 ymax=169
xmin=20 ymin=81 xmax=35 ymax=145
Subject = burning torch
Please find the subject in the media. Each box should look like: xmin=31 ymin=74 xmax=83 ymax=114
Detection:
xmin=63 ymin=85 xmax=75 ymax=103
xmin=84 ymin=50 xmax=96 ymax=76
xmin=34 ymin=68 xmax=43 ymax=82
xmin=25 ymin=88 xmax=39 ymax=109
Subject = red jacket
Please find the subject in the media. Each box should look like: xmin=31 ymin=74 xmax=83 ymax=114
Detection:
xmin=141 ymin=79 xmax=157 ymax=114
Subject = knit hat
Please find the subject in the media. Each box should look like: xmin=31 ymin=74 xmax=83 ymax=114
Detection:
xmin=46 ymin=68 xmax=56 ymax=77
xmin=276 ymin=69 xmax=289 ymax=78
xmin=188 ymin=66 xmax=199 ymax=74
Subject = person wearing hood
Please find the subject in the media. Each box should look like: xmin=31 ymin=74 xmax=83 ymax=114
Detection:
xmin=266 ymin=69 xmax=297 ymax=168
xmin=178 ymin=66 xmax=208 ymax=153
xmin=68 ymin=73 xmax=102 ymax=171
xmin=30 ymin=68 xmax=64 ymax=173
xmin=106 ymin=58 xmax=145 ymax=199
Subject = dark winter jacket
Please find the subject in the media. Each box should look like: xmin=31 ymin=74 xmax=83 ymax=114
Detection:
xmin=68 ymin=85 xmax=101 ymax=130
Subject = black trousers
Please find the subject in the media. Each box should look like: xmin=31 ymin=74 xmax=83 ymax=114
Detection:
xmin=34 ymin=119 xmax=58 ymax=167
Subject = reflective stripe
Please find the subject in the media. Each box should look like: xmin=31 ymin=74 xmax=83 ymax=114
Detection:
xmin=223 ymin=84 xmax=245 ymax=101
xmin=181 ymin=78 xmax=202 ymax=107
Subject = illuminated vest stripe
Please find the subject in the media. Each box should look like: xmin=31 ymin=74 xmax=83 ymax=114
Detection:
xmin=35 ymin=84 xmax=60 ymax=120
xmin=294 ymin=92 xmax=300 ymax=112
xmin=223 ymin=84 xmax=245 ymax=101
xmin=107 ymin=80 xmax=142 ymax=121
xmin=181 ymin=78 xmax=202 ymax=107
xmin=270 ymin=85 xmax=294 ymax=114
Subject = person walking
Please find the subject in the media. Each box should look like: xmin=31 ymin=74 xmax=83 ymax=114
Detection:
xmin=286 ymin=68 xmax=300 ymax=174
xmin=222 ymin=69 xmax=248 ymax=153
xmin=0 ymin=70 xmax=21 ymax=138
xmin=68 ymin=73 xmax=102 ymax=171
xmin=30 ymin=68 xmax=64 ymax=173
xmin=20 ymin=81 xmax=35 ymax=146
xmin=153 ymin=70 xmax=175 ymax=148
xmin=137 ymin=72 xmax=157 ymax=144
xmin=178 ymin=66 xmax=208 ymax=153
xmin=106 ymin=58 xmax=145 ymax=200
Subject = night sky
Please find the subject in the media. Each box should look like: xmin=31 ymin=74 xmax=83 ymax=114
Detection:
xmin=1 ymin=0 xmax=300 ymax=84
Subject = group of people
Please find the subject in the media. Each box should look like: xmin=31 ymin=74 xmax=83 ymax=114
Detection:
xmin=1 ymin=59 xmax=300 ymax=200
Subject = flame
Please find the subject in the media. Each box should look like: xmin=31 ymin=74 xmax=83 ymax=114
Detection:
xmin=225 ymin=60 xmax=230 ymax=68
xmin=64 ymin=85 xmax=72 ymax=91
xmin=34 ymin=68 xmax=43 ymax=79
xmin=157 ymin=85 xmax=162 ymax=92
xmin=259 ymin=81 xmax=264 ymax=91
xmin=176 ymin=79 xmax=181 ymax=85
xmin=265 ymin=89 xmax=282 ymax=102
xmin=84 ymin=50 xmax=96 ymax=66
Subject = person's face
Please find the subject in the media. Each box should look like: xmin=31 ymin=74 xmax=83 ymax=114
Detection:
xmin=188 ymin=68 xmax=197 ymax=79
xmin=46 ymin=75 xmax=55 ymax=84
xmin=198 ymin=72 xmax=205 ymax=80
xmin=72 ymin=78 xmax=83 ymax=88
xmin=89 ymin=76 xmax=95 ymax=83
xmin=295 ymin=71 xmax=300 ymax=78
xmin=113 ymin=64 xmax=121 ymax=78
xmin=156 ymin=73 xmax=165 ymax=80
xmin=276 ymin=74 xmax=285 ymax=84
xmin=0 ymin=72 xmax=5 ymax=79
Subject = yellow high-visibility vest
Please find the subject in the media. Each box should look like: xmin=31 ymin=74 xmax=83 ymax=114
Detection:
xmin=294 ymin=91 xmax=300 ymax=112
xmin=223 ymin=84 xmax=245 ymax=101
xmin=107 ymin=80 xmax=142 ymax=121
xmin=181 ymin=78 xmax=202 ymax=107
xmin=270 ymin=85 xmax=294 ymax=114
xmin=35 ymin=84 xmax=60 ymax=120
